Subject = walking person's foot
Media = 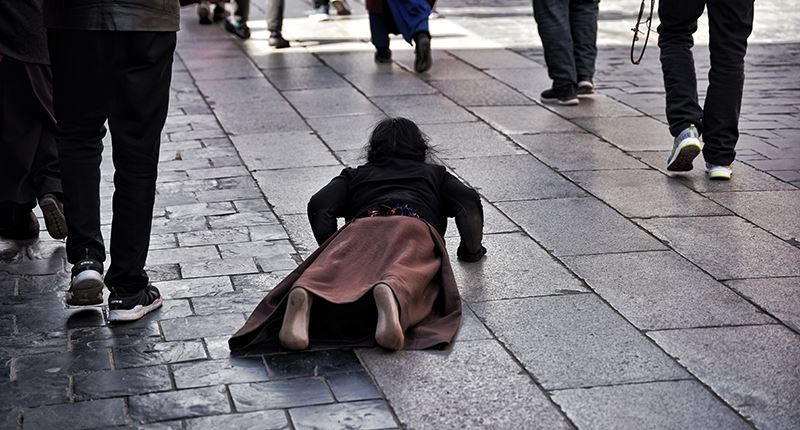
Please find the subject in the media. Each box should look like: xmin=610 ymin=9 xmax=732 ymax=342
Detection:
xmin=374 ymin=47 xmax=392 ymax=64
xmin=66 ymin=259 xmax=105 ymax=306
xmin=413 ymin=32 xmax=432 ymax=73
xmin=38 ymin=193 xmax=67 ymax=240
xmin=107 ymin=285 xmax=163 ymax=322
xmin=309 ymin=5 xmax=330 ymax=21
xmin=666 ymin=124 xmax=702 ymax=172
xmin=279 ymin=288 xmax=312 ymax=350
xmin=197 ymin=1 xmax=212 ymax=24
xmin=212 ymin=3 xmax=226 ymax=22
xmin=706 ymin=163 xmax=733 ymax=181
xmin=0 ymin=206 xmax=39 ymax=240
xmin=577 ymin=79 xmax=595 ymax=97
xmin=540 ymin=85 xmax=579 ymax=105
xmin=331 ymin=0 xmax=351 ymax=15
xmin=268 ymin=32 xmax=290 ymax=49
xmin=373 ymin=283 xmax=404 ymax=351
xmin=224 ymin=17 xmax=251 ymax=39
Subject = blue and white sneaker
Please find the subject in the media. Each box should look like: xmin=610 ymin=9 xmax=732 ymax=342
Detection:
xmin=666 ymin=124 xmax=702 ymax=172
xmin=66 ymin=259 xmax=105 ymax=306
xmin=706 ymin=163 xmax=733 ymax=181
xmin=107 ymin=285 xmax=163 ymax=322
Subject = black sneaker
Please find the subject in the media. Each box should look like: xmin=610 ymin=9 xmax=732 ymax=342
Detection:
xmin=0 ymin=207 xmax=39 ymax=240
xmin=268 ymin=32 xmax=290 ymax=49
xmin=224 ymin=17 xmax=251 ymax=39
xmin=213 ymin=3 xmax=226 ymax=22
xmin=107 ymin=285 xmax=163 ymax=322
xmin=374 ymin=47 xmax=392 ymax=64
xmin=541 ymin=85 xmax=579 ymax=106
xmin=66 ymin=259 xmax=105 ymax=306
xmin=577 ymin=80 xmax=595 ymax=97
xmin=38 ymin=193 xmax=67 ymax=240
xmin=413 ymin=32 xmax=432 ymax=73
xmin=198 ymin=2 xmax=212 ymax=25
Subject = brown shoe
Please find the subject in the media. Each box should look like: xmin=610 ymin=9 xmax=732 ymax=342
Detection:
xmin=38 ymin=194 xmax=67 ymax=239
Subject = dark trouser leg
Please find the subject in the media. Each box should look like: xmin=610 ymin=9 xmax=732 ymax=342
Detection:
xmin=370 ymin=13 xmax=391 ymax=49
xmin=267 ymin=0 xmax=285 ymax=33
xmin=533 ymin=0 xmax=576 ymax=88
xmin=48 ymin=30 xmax=109 ymax=264
xmin=657 ymin=0 xmax=706 ymax=137
xmin=105 ymin=32 xmax=176 ymax=295
xmin=570 ymin=0 xmax=599 ymax=81
xmin=237 ymin=0 xmax=250 ymax=21
xmin=702 ymin=0 xmax=753 ymax=166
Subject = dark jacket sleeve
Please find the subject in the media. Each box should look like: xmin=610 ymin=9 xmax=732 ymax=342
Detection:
xmin=307 ymin=169 xmax=351 ymax=245
xmin=442 ymin=172 xmax=486 ymax=262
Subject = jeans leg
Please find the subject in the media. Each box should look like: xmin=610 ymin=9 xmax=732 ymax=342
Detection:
xmin=657 ymin=0 xmax=706 ymax=137
xmin=569 ymin=0 xmax=599 ymax=81
xmin=47 ymin=29 xmax=109 ymax=265
xmin=533 ymin=0 xmax=576 ymax=88
xmin=267 ymin=0 xmax=285 ymax=33
xmin=370 ymin=13 xmax=391 ymax=49
xmin=237 ymin=0 xmax=250 ymax=21
xmin=702 ymin=0 xmax=753 ymax=166
xmin=105 ymin=32 xmax=176 ymax=295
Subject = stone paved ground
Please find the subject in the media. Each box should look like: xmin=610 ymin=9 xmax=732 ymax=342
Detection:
xmin=2 ymin=0 xmax=799 ymax=429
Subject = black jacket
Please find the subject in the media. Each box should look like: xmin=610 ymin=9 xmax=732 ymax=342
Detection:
xmin=307 ymin=158 xmax=486 ymax=262
xmin=43 ymin=0 xmax=180 ymax=31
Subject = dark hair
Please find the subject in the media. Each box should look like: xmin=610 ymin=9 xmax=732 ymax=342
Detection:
xmin=364 ymin=117 xmax=434 ymax=163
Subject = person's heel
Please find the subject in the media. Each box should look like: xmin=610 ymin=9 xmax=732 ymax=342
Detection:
xmin=279 ymin=288 xmax=312 ymax=350
xmin=374 ymin=283 xmax=404 ymax=351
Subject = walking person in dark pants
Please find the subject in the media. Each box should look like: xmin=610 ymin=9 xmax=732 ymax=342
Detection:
xmin=660 ymin=0 xmax=754 ymax=180
xmin=225 ymin=0 xmax=290 ymax=48
xmin=533 ymin=0 xmax=599 ymax=105
xmin=43 ymin=0 xmax=179 ymax=321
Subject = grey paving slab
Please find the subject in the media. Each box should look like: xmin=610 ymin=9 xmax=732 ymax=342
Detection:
xmin=190 ymin=292 xmax=265 ymax=316
xmin=316 ymin=52 xmax=397 ymax=75
xmin=453 ymin=305 xmax=494 ymax=342
xmin=430 ymin=79 xmax=534 ymax=106
xmin=483 ymin=67 xmax=552 ymax=100
xmin=400 ymin=55 xmax=487 ymax=81
xmin=499 ymin=198 xmax=666 ymax=256
xmin=726 ymin=277 xmax=800 ymax=332
xmin=512 ymin=132 xmax=647 ymax=171
xmin=289 ymin=400 xmax=398 ymax=430
xmin=359 ymin=340 xmax=570 ymax=429
xmin=232 ymin=131 xmax=339 ymax=170
xmin=180 ymin=256 xmax=259 ymax=278
xmin=637 ymin=216 xmax=800 ymax=279
xmin=184 ymin=166 xmax=251 ymax=180
xmin=177 ymin=227 xmax=251 ymax=247
xmin=545 ymin=94 xmax=645 ymax=119
xmin=326 ymin=372 xmax=382 ymax=402
xmin=444 ymin=197 xmax=519 ymax=236
xmin=196 ymin=78 xmax=283 ymax=104
xmin=22 ymin=398 xmax=127 ymax=430
xmin=147 ymin=245 xmax=219 ymax=265
xmin=183 ymin=57 xmax=262 ymax=80
xmin=264 ymin=66 xmax=350 ymax=91
xmin=649 ymin=325 xmax=800 ymax=430
xmin=155 ymin=276 xmax=234 ymax=300
xmin=372 ymin=94 xmax=476 ymax=124
xmin=212 ymin=102 xmax=309 ymax=135
xmin=562 ymin=251 xmax=773 ymax=330
xmin=574 ymin=116 xmax=670 ymax=151
xmin=160 ymin=313 xmax=246 ymax=341
xmin=73 ymin=365 xmax=173 ymax=400
xmin=252 ymin=166 xmax=344 ymax=215
xmin=551 ymin=380 xmax=751 ymax=430
xmin=263 ymin=350 xmax=364 ymax=379
xmin=422 ymin=121 xmax=525 ymax=159
xmin=631 ymin=151 xmax=797 ymax=192
xmin=447 ymin=155 xmax=586 ymax=201
xmin=565 ymin=169 xmax=731 ymax=218
xmin=113 ymin=341 xmax=208 ymax=369
xmin=471 ymin=105 xmax=583 ymax=134
xmin=306 ymin=114 xmax=387 ymax=151
xmin=208 ymin=211 xmax=280 ymax=229
xmin=219 ymin=240 xmax=297 ymax=272
xmin=184 ymin=410 xmax=290 ymax=430
xmin=248 ymin=51 xmax=323 ymax=70
xmin=230 ymin=378 xmax=334 ymax=411
xmin=274 ymin=214 xmax=319 ymax=259
xmin=448 ymin=49 xmax=540 ymax=69
xmin=172 ymin=357 xmax=269 ymax=389
xmin=345 ymin=70 xmax=438 ymax=97
xmin=447 ymin=232 xmax=586 ymax=302
xmin=705 ymin=190 xmax=800 ymax=241
xmin=128 ymin=385 xmax=230 ymax=423
xmin=472 ymin=294 xmax=690 ymax=389
xmin=284 ymin=88 xmax=380 ymax=118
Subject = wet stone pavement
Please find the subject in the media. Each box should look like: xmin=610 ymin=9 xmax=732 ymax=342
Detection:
xmin=2 ymin=1 xmax=800 ymax=429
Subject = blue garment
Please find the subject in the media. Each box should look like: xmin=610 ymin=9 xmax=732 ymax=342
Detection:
xmin=388 ymin=0 xmax=430 ymax=43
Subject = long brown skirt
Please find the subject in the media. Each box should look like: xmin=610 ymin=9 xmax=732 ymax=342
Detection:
xmin=229 ymin=216 xmax=462 ymax=351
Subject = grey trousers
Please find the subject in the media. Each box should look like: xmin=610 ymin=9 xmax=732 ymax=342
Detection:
xmin=237 ymin=0 xmax=284 ymax=32
xmin=533 ymin=0 xmax=599 ymax=88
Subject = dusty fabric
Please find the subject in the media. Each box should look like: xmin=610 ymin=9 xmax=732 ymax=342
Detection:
xmin=229 ymin=216 xmax=462 ymax=351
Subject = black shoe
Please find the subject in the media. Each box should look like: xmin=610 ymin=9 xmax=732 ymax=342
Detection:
xmin=66 ymin=259 xmax=105 ymax=306
xmin=268 ymin=32 xmax=290 ymax=49
xmin=413 ymin=32 xmax=432 ymax=73
xmin=107 ymin=285 xmax=163 ymax=323
xmin=0 ymin=207 xmax=39 ymax=240
xmin=213 ymin=4 xmax=226 ymax=22
xmin=225 ymin=17 xmax=251 ymax=39
xmin=541 ymin=85 xmax=579 ymax=106
xmin=198 ymin=3 xmax=213 ymax=25
xmin=374 ymin=47 xmax=392 ymax=64
xmin=38 ymin=194 xmax=67 ymax=240
xmin=577 ymin=79 xmax=595 ymax=97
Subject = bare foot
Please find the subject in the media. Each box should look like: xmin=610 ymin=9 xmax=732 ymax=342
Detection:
xmin=279 ymin=288 xmax=312 ymax=350
xmin=373 ymin=283 xmax=404 ymax=350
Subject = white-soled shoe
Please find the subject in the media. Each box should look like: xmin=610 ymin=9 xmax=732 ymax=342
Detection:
xmin=667 ymin=125 xmax=702 ymax=172
xmin=706 ymin=163 xmax=733 ymax=181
